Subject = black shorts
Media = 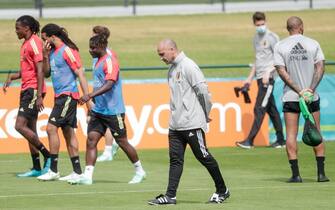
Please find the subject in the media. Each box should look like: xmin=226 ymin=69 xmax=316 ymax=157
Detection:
xmin=87 ymin=111 xmax=127 ymax=139
xmin=18 ymin=88 xmax=45 ymax=121
xmin=283 ymin=99 xmax=320 ymax=113
xmin=49 ymin=95 xmax=77 ymax=128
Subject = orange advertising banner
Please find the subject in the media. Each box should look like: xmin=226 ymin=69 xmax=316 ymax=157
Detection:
xmin=0 ymin=81 xmax=268 ymax=154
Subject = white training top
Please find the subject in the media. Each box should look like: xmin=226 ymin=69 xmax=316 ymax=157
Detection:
xmin=168 ymin=51 xmax=209 ymax=132
xmin=274 ymin=34 xmax=325 ymax=102
xmin=253 ymin=29 xmax=279 ymax=79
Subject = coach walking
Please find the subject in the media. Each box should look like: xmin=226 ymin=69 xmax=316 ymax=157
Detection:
xmin=148 ymin=39 xmax=229 ymax=205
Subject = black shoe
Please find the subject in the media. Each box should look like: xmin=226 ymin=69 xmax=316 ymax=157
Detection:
xmin=208 ymin=189 xmax=230 ymax=204
xmin=287 ymin=175 xmax=303 ymax=183
xmin=317 ymin=174 xmax=330 ymax=182
xmin=148 ymin=194 xmax=176 ymax=205
xmin=270 ymin=141 xmax=286 ymax=148
xmin=236 ymin=140 xmax=253 ymax=149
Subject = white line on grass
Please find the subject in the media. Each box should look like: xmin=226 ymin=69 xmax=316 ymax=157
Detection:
xmin=0 ymin=158 xmax=73 ymax=163
xmin=0 ymin=184 xmax=332 ymax=199
xmin=0 ymin=160 xmax=22 ymax=163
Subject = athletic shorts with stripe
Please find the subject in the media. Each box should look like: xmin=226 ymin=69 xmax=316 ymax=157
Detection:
xmin=18 ymin=88 xmax=45 ymax=121
xmin=87 ymin=111 xmax=127 ymax=139
xmin=49 ymin=95 xmax=78 ymax=128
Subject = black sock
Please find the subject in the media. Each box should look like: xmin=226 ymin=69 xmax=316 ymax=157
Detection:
xmin=70 ymin=156 xmax=82 ymax=174
xmin=50 ymin=154 xmax=59 ymax=173
xmin=36 ymin=144 xmax=50 ymax=159
xmin=289 ymin=159 xmax=300 ymax=177
xmin=31 ymin=154 xmax=41 ymax=171
xmin=316 ymin=156 xmax=325 ymax=175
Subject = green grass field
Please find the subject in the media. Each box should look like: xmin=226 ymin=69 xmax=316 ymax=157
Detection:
xmin=0 ymin=142 xmax=334 ymax=210
xmin=0 ymin=9 xmax=334 ymax=210
xmin=0 ymin=9 xmax=334 ymax=80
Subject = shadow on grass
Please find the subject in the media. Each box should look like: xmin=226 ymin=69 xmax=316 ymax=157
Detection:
xmin=5 ymin=172 xmax=19 ymax=176
xmin=263 ymin=177 xmax=316 ymax=183
xmin=94 ymin=179 xmax=125 ymax=184
xmin=177 ymin=199 xmax=204 ymax=204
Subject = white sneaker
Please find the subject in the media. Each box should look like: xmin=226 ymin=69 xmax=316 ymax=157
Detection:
xmin=67 ymin=175 xmax=93 ymax=185
xmin=59 ymin=172 xmax=81 ymax=181
xmin=37 ymin=169 xmax=60 ymax=181
xmin=208 ymin=189 xmax=230 ymax=203
xmin=128 ymin=171 xmax=146 ymax=184
xmin=97 ymin=153 xmax=113 ymax=162
xmin=111 ymin=144 xmax=119 ymax=158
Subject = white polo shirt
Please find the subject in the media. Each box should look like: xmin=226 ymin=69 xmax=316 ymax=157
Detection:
xmin=253 ymin=29 xmax=279 ymax=79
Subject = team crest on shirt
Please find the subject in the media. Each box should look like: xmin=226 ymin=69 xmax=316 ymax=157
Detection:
xmin=21 ymin=47 xmax=27 ymax=61
xmin=176 ymin=72 xmax=181 ymax=81
xmin=260 ymin=40 xmax=269 ymax=48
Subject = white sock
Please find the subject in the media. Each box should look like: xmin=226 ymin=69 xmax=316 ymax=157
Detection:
xmin=133 ymin=160 xmax=145 ymax=174
xmin=112 ymin=141 xmax=119 ymax=147
xmin=84 ymin=165 xmax=95 ymax=179
xmin=103 ymin=146 xmax=112 ymax=155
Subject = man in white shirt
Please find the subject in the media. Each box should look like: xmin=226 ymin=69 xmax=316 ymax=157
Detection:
xmin=274 ymin=16 xmax=329 ymax=183
xmin=236 ymin=12 xmax=285 ymax=149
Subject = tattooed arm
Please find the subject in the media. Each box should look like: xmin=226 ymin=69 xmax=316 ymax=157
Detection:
xmin=275 ymin=65 xmax=303 ymax=95
xmin=310 ymin=60 xmax=325 ymax=92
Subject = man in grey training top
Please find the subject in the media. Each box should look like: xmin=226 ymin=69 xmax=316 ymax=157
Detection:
xmin=148 ymin=39 xmax=229 ymax=205
xmin=274 ymin=16 xmax=329 ymax=183
xmin=236 ymin=11 xmax=285 ymax=149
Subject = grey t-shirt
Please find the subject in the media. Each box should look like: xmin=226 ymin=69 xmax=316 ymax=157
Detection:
xmin=168 ymin=51 xmax=209 ymax=131
xmin=253 ymin=30 xmax=279 ymax=79
xmin=274 ymin=34 xmax=325 ymax=102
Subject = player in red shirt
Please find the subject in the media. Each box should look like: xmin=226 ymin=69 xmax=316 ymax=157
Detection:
xmin=2 ymin=15 xmax=51 ymax=177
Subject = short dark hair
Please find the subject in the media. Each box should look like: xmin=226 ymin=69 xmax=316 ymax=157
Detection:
xmin=286 ymin=16 xmax=303 ymax=32
xmin=252 ymin=12 xmax=266 ymax=23
xmin=92 ymin=26 xmax=110 ymax=39
xmin=90 ymin=34 xmax=108 ymax=49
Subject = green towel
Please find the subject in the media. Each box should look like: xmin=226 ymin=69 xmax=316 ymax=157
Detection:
xmin=299 ymin=97 xmax=315 ymax=124
xmin=299 ymin=97 xmax=322 ymax=147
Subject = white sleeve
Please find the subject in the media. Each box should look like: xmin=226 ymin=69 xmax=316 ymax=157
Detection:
xmin=270 ymin=34 xmax=280 ymax=52
xmin=194 ymin=82 xmax=212 ymax=122
xmin=314 ymin=42 xmax=325 ymax=63
xmin=273 ymin=43 xmax=285 ymax=67
xmin=184 ymin=61 xmax=206 ymax=87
